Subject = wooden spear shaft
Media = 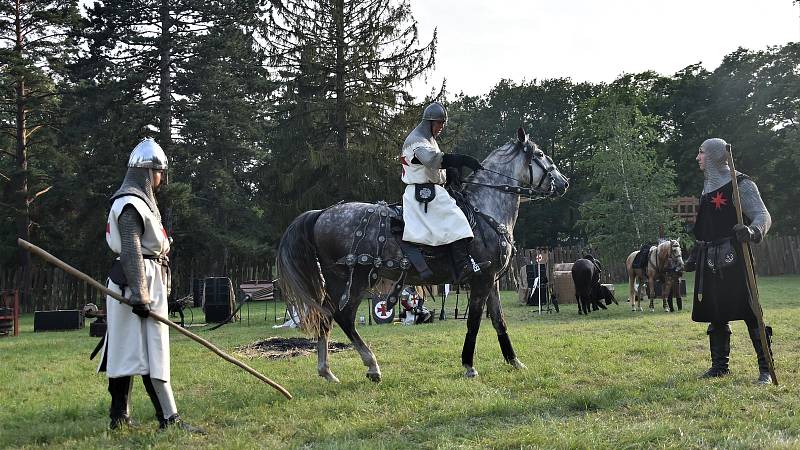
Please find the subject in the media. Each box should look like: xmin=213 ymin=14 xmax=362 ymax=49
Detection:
xmin=17 ymin=238 xmax=293 ymax=399
xmin=724 ymin=145 xmax=778 ymax=386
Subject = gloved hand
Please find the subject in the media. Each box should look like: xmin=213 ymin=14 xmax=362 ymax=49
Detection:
xmin=733 ymin=224 xmax=756 ymax=242
xmin=441 ymin=153 xmax=483 ymax=172
xmin=131 ymin=303 xmax=151 ymax=318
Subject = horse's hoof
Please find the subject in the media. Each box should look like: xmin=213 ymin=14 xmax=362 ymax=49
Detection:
xmin=319 ymin=370 xmax=340 ymax=383
xmin=464 ymin=367 xmax=479 ymax=378
xmin=366 ymin=371 xmax=382 ymax=383
xmin=509 ymin=358 xmax=527 ymax=370
xmin=649 ymin=308 xmax=655 ymax=313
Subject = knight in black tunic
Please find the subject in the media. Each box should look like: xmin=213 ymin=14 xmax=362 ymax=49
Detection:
xmin=684 ymin=138 xmax=773 ymax=384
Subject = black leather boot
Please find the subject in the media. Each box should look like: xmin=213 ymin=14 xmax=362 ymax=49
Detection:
xmin=449 ymin=238 xmax=489 ymax=284
xmin=108 ymin=376 xmax=132 ymax=429
xmin=701 ymin=323 xmax=730 ymax=378
xmin=143 ymin=375 xmax=206 ymax=434
xmin=748 ymin=326 xmax=773 ymax=385
xmin=159 ymin=413 xmax=207 ymax=434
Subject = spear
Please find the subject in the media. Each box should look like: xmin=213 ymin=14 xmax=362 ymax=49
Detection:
xmin=17 ymin=238 xmax=293 ymax=399
xmin=725 ymin=144 xmax=778 ymax=386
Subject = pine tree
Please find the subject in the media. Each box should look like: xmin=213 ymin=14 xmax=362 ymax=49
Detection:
xmin=262 ymin=0 xmax=436 ymax=222
xmin=0 ymin=0 xmax=79 ymax=299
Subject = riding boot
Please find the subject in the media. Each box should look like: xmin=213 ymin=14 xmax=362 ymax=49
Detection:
xmin=108 ymin=376 xmax=133 ymax=429
xmin=748 ymin=326 xmax=773 ymax=385
xmin=449 ymin=238 xmax=489 ymax=284
xmin=701 ymin=323 xmax=730 ymax=378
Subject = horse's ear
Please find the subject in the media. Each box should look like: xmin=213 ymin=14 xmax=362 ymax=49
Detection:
xmin=517 ymin=127 xmax=526 ymax=143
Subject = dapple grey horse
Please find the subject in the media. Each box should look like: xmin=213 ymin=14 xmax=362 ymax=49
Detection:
xmin=277 ymin=128 xmax=569 ymax=382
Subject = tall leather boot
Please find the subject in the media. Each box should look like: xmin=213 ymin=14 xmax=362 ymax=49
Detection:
xmin=701 ymin=323 xmax=730 ymax=378
xmin=748 ymin=326 xmax=773 ymax=385
xmin=108 ymin=376 xmax=133 ymax=429
xmin=449 ymin=238 xmax=488 ymax=284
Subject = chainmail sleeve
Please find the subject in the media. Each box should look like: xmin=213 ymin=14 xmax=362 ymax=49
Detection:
xmin=739 ymin=178 xmax=771 ymax=243
xmin=413 ymin=145 xmax=444 ymax=170
xmin=118 ymin=205 xmax=151 ymax=305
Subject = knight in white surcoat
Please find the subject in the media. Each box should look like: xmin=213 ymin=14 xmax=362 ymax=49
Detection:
xmin=400 ymin=102 xmax=487 ymax=282
xmin=100 ymin=138 xmax=203 ymax=433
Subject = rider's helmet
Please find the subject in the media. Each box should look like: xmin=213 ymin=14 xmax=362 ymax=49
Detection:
xmin=422 ymin=101 xmax=447 ymax=123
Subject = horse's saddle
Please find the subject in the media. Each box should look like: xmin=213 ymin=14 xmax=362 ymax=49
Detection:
xmin=632 ymin=243 xmax=652 ymax=270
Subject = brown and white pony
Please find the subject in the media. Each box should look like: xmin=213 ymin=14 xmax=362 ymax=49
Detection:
xmin=625 ymin=239 xmax=684 ymax=312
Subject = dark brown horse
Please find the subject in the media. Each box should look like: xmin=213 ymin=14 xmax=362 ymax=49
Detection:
xmin=277 ymin=128 xmax=568 ymax=382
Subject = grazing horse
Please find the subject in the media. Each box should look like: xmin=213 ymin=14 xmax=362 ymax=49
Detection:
xmin=571 ymin=258 xmax=617 ymax=315
xmin=625 ymin=239 xmax=684 ymax=312
xmin=277 ymin=128 xmax=569 ymax=382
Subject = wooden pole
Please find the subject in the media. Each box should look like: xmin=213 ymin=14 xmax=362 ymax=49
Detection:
xmin=725 ymin=144 xmax=778 ymax=386
xmin=17 ymin=238 xmax=293 ymax=399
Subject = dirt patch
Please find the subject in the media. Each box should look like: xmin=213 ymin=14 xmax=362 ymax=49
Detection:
xmin=236 ymin=337 xmax=352 ymax=359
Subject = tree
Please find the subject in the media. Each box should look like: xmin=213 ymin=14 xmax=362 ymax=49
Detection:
xmin=575 ymin=91 xmax=682 ymax=262
xmin=262 ymin=0 xmax=436 ymax=224
xmin=0 ymin=0 xmax=79 ymax=297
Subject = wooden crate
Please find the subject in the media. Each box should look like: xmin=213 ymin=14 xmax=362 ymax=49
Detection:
xmin=552 ymin=270 xmax=576 ymax=305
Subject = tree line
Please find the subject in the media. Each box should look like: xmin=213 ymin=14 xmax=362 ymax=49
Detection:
xmin=2 ymin=0 xmax=798 ymax=300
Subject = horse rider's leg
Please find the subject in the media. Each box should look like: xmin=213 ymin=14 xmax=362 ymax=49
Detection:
xmin=315 ymin=315 xmax=339 ymax=383
xmin=486 ymin=282 xmax=525 ymax=370
xmin=462 ymin=277 xmax=491 ymax=378
xmin=332 ymin=298 xmax=381 ymax=383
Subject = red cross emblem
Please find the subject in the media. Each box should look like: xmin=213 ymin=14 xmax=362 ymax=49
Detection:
xmin=399 ymin=156 xmax=408 ymax=176
xmin=374 ymin=300 xmax=392 ymax=319
xmin=710 ymin=191 xmax=728 ymax=210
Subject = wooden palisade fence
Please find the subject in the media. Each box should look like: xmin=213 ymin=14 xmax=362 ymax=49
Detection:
xmin=3 ymin=235 xmax=799 ymax=312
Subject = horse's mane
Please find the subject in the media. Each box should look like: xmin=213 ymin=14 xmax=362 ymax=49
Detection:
xmin=483 ymin=139 xmax=533 ymax=166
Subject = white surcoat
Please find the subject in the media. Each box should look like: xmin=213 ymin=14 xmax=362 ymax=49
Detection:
xmin=99 ymin=195 xmax=172 ymax=381
xmin=400 ymin=138 xmax=473 ymax=246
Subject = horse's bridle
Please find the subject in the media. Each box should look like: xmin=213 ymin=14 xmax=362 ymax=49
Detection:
xmin=463 ymin=140 xmax=556 ymax=199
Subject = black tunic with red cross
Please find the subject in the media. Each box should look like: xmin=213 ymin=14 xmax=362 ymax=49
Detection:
xmin=691 ymin=177 xmax=755 ymax=323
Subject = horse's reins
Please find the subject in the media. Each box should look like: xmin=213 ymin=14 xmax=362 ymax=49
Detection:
xmin=463 ymin=160 xmax=554 ymax=199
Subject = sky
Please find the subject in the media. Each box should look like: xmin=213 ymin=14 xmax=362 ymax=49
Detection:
xmin=409 ymin=0 xmax=800 ymax=98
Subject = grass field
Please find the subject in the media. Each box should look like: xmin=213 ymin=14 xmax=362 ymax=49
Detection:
xmin=1 ymin=275 xmax=799 ymax=449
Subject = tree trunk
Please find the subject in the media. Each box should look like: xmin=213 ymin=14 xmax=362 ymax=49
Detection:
xmin=333 ymin=0 xmax=347 ymax=155
xmin=159 ymin=0 xmax=172 ymax=147
xmin=13 ymin=0 xmax=32 ymax=306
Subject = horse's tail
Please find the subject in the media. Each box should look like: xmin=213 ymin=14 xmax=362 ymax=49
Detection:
xmin=277 ymin=209 xmax=328 ymax=336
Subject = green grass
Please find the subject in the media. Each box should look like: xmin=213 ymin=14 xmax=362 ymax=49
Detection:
xmin=2 ymin=275 xmax=800 ymax=449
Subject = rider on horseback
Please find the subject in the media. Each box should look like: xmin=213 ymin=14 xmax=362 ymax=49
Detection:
xmin=399 ymin=102 xmax=487 ymax=283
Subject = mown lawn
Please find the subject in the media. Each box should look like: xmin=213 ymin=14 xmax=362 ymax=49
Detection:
xmin=1 ymin=275 xmax=799 ymax=449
